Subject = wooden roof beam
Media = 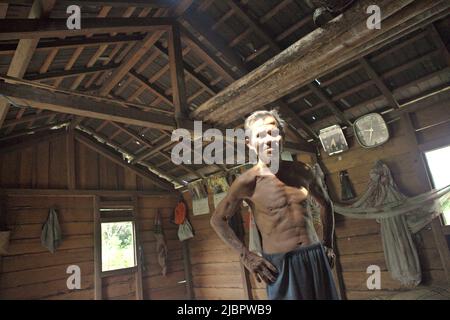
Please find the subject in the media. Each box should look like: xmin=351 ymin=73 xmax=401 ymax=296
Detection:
xmin=57 ymin=0 xmax=175 ymax=8
xmin=182 ymin=5 xmax=248 ymax=77
xmin=191 ymin=0 xmax=448 ymax=125
xmin=128 ymin=70 xmax=173 ymax=106
xmin=187 ymin=0 xmax=317 ymax=141
xmin=0 ymin=0 xmax=56 ymax=128
xmin=359 ymin=57 xmax=400 ymax=109
xmin=225 ymin=0 xmax=281 ymax=53
xmin=25 ymin=63 xmax=118 ymax=81
xmin=307 ymin=83 xmax=352 ymax=126
xmin=168 ymin=22 xmax=189 ymax=126
xmin=0 ymin=82 xmax=175 ymax=130
xmin=99 ymin=0 xmax=194 ymax=96
xmin=428 ymin=24 xmax=450 ymax=67
xmin=0 ymin=3 xmax=7 ymax=18
xmin=260 ymin=0 xmax=291 ymax=24
xmin=0 ymin=17 xmax=173 ymax=41
xmin=108 ymin=121 xmax=203 ymax=179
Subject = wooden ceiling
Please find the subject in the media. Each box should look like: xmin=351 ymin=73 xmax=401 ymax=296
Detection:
xmin=0 ymin=0 xmax=448 ymax=189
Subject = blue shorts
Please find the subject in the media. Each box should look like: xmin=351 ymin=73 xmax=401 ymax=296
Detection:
xmin=262 ymin=243 xmax=340 ymax=300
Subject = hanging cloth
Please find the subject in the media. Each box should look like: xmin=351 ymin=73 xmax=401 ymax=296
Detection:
xmin=340 ymin=170 xmax=356 ymax=201
xmin=41 ymin=207 xmax=62 ymax=253
xmin=153 ymin=211 xmax=168 ymax=276
xmin=333 ymin=161 xmax=450 ymax=287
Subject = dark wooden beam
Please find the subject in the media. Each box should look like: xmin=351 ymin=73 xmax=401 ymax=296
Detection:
xmin=98 ymin=1 xmax=194 ymax=96
xmin=57 ymin=0 xmax=175 ymax=7
xmin=190 ymin=0 xmax=448 ymax=124
xmin=0 ymin=17 xmax=173 ymax=41
xmin=0 ymin=3 xmax=7 ymax=18
xmin=108 ymin=121 xmax=203 ymax=179
xmin=128 ymin=70 xmax=173 ymax=106
xmin=1 ymin=188 xmax=175 ymax=197
xmin=180 ymin=25 xmax=236 ymax=83
xmin=132 ymin=136 xmax=174 ymax=164
xmin=428 ymin=24 xmax=450 ymax=67
xmin=260 ymin=0 xmax=291 ymax=24
xmin=99 ymin=32 xmax=166 ymax=96
xmin=359 ymin=57 xmax=399 ymax=108
xmin=0 ymin=82 xmax=175 ymax=130
xmin=307 ymin=83 xmax=352 ymax=126
xmin=182 ymin=5 xmax=248 ymax=77
xmin=154 ymin=42 xmax=219 ymax=95
xmin=182 ymin=1 xmax=318 ymax=141
xmin=0 ymin=33 xmax=145 ymax=55
xmin=74 ymin=130 xmax=175 ymax=191
xmin=170 ymin=22 xmax=195 ymax=125
xmin=225 ymin=0 xmax=281 ymax=53
xmin=0 ymin=0 xmax=55 ymax=128
xmin=66 ymin=130 xmax=76 ymax=190
xmin=24 ymin=63 xmax=119 ymax=81
xmin=0 ymin=126 xmax=67 ymax=149
xmin=2 ymin=111 xmax=54 ymax=128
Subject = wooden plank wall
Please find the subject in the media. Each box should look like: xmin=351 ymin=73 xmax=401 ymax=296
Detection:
xmin=183 ymin=191 xmax=246 ymax=300
xmin=0 ymin=134 xmax=159 ymax=191
xmin=139 ymin=197 xmax=187 ymax=300
xmin=0 ymin=196 xmax=95 ymax=299
xmin=320 ymin=101 xmax=450 ymax=300
xmin=0 ymin=133 xmax=185 ymax=299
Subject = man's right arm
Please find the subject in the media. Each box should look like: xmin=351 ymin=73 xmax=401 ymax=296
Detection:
xmin=210 ymin=172 xmax=278 ymax=283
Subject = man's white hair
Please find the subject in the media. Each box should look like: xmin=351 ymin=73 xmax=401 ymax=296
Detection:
xmin=244 ymin=109 xmax=286 ymax=136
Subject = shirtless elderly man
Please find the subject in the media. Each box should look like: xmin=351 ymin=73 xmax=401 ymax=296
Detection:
xmin=210 ymin=110 xmax=339 ymax=300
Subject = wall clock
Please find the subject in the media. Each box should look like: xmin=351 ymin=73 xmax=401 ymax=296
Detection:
xmin=353 ymin=113 xmax=389 ymax=148
xmin=319 ymin=125 xmax=349 ymax=156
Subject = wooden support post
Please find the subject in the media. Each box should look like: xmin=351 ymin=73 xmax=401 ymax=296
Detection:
xmin=402 ymin=112 xmax=450 ymax=283
xmin=168 ymin=22 xmax=189 ymax=127
xmin=132 ymin=196 xmax=144 ymax=300
xmin=66 ymin=130 xmax=76 ymax=190
xmin=93 ymin=195 xmax=103 ymax=300
xmin=182 ymin=240 xmax=195 ymax=300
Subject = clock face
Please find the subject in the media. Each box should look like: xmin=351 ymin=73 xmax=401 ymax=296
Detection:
xmin=319 ymin=125 xmax=348 ymax=156
xmin=353 ymin=113 xmax=389 ymax=148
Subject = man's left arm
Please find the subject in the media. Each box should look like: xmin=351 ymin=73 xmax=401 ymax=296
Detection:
xmin=309 ymin=180 xmax=336 ymax=268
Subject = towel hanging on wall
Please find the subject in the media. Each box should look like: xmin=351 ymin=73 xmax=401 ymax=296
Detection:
xmin=41 ymin=207 xmax=62 ymax=253
xmin=340 ymin=170 xmax=356 ymax=201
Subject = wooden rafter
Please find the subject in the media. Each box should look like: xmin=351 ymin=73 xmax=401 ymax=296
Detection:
xmin=185 ymin=0 xmax=317 ymax=141
xmin=56 ymin=0 xmax=174 ymax=8
xmin=168 ymin=22 xmax=189 ymax=126
xmin=182 ymin=6 xmax=248 ymax=77
xmin=0 ymin=0 xmax=56 ymax=128
xmin=428 ymin=24 xmax=450 ymax=67
xmin=0 ymin=17 xmax=173 ymax=41
xmin=24 ymin=63 xmax=119 ymax=81
xmin=99 ymin=0 xmax=194 ymax=96
xmin=307 ymin=83 xmax=352 ymax=126
xmin=0 ymin=82 xmax=175 ymax=130
xmin=190 ymin=0 xmax=448 ymax=125
xmin=0 ymin=3 xmax=7 ymax=18
xmin=225 ymin=0 xmax=281 ymax=53
xmin=107 ymin=121 xmax=203 ymax=179
xmin=74 ymin=130 xmax=175 ymax=191
xmin=359 ymin=57 xmax=400 ymax=109
xmin=313 ymin=67 xmax=450 ymax=127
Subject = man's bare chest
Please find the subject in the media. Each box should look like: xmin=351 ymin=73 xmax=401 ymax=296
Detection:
xmin=249 ymin=176 xmax=309 ymax=215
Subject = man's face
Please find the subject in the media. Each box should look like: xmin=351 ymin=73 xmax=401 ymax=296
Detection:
xmin=247 ymin=116 xmax=282 ymax=164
